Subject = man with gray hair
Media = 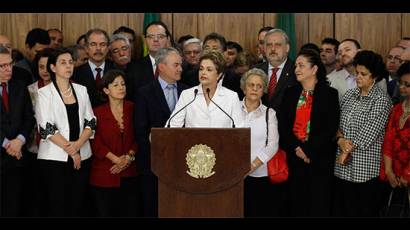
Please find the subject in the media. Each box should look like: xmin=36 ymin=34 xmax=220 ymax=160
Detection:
xmin=253 ymin=28 xmax=297 ymax=112
xmin=109 ymin=33 xmax=140 ymax=101
xmin=72 ymin=28 xmax=114 ymax=107
xmin=181 ymin=37 xmax=202 ymax=87
xmin=134 ymin=47 xmax=188 ymax=217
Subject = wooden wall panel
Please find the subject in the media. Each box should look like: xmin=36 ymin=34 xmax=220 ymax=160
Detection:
xmin=127 ymin=13 xmax=145 ymax=36
xmin=402 ymin=13 xmax=410 ymax=39
xmin=196 ymin=13 xmax=263 ymax=54
xmin=335 ymin=13 xmax=401 ymax=57
xmin=173 ymin=13 xmax=198 ymax=42
xmin=3 ymin=13 xmax=38 ymax=51
xmin=295 ymin=13 xmax=309 ymax=52
xmin=62 ymin=13 xmax=128 ymax=46
xmin=36 ymin=13 xmax=62 ymax=31
xmin=264 ymin=13 xmax=277 ymax=28
xmin=1 ymin=13 xmax=408 ymax=60
xmin=309 ymin=13 xmax=333 ymax=46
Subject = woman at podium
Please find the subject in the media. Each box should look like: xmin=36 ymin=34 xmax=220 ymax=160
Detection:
xmin=166 ymin=50 xmax=243 ymax=128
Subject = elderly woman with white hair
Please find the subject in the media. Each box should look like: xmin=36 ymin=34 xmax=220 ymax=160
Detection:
xmin=240 ymin=68 xmax=279 ymax=217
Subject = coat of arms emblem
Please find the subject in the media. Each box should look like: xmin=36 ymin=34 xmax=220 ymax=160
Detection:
xmin=186 ymin=144 xmax=216 ymax=178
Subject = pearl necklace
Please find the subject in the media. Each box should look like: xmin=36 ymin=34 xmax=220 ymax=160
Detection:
xmin=62 ymin=86 xmax=72 ymax=98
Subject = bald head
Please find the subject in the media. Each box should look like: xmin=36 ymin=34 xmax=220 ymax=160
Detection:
xmin=0 ymin=35 xmax=12 ymax=52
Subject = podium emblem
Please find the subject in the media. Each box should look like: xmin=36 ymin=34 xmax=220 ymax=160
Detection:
xmin=186 ymin=144 xmax=216 ymax=179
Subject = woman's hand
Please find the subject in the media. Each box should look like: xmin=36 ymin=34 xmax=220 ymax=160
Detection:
xmin=386 ymin=171 xmax=400 ymax=188
xmin=338 ymin=138 xmax=354 ymax=154
xmin=295 ymin=146 xmax=311 ymax=164
xmin=109 ymin=155 xmax=130 ymax=174
xmin=71 ymin=153 xmax=81 ymax=170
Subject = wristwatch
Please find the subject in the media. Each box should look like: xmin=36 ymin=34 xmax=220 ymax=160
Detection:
xmin=126 ymin=154 xmax=135 ymax=162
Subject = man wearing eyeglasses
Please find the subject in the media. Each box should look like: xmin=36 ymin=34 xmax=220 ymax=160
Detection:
xmin=109 ymin=33 xmax=139 ymax=101
xmin=180 ymin=38 xmax=202 ymax=87
xmin=385 ymin=46 xmax=405 ymax=99
xmin=131 ymin=21 xmax=170 ymax=95
xmin=0 ymin=46 xmax=35 ymax=217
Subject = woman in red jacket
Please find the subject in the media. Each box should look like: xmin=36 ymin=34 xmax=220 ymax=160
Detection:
xmin=90 ymin=69 xmax=138 ymax=217
xmin=381 ymin=62 xmax=410 ymax=214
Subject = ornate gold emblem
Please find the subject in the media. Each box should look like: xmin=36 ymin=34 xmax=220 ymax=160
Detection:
xmin=186 ymin=144 xmax=216 ymax=179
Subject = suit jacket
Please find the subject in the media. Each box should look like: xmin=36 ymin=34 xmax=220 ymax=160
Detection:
xmin=90 ymin=101 xmax=137 ymax=187
xmin=1 ymin=77 xmax=35 ymax=171
xmin=134 ymin=79 xmax=188 ymax=174
xmin=113 ymin=60 xmax=140 ymax=101
xmin=278 ymin=82 xmax=340 ymax=174
xmin=36 ymin=82 xmax=95 ymax=162
xmin=130 ymin=55 xmax=156 ymax=95
xmin=72 ymin=60 xmax=114 ymax=108
xmin=253 ymin=58 xmax=297 ymax=111
xmin=13 ymin=66 xmax=34 ymax=87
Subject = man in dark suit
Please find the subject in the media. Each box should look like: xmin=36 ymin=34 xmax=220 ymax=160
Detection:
xmin=253 ymin=28 xmax=297 ymax=112
xmin=72 ymin=28 xmax=114 ymax=108
xmin=134 ymin=47 xmax=188 ymax=217
xmin=0 ymin=46 xmax=35 ymax=217
xmin=131 ymin=21 xmax=171 ymax=97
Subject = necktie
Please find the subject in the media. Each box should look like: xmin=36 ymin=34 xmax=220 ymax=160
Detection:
xmin=154 ymin=65 xmax=159 ymax=79
xmin=268 ymin=67 xmax=279 ymax=100
xmin=1 ymin=82 xmax=9 ymax=112
xmin=166 ymin=84 xmax=176 ymax=112
xmin=95 ymin=67 xmax=102 ymax=86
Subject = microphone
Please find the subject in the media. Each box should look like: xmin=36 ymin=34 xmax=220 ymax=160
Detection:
xmin=166 ymin=89 xmax=198 ymax=128
xmin=206 ymin=88 xmax=235 ymax=128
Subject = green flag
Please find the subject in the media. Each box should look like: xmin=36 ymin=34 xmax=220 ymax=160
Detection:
xmin=142 ymin=13 xmax=160 ymax=57
xmin=276 ymin=13 xmax=296 ymax=61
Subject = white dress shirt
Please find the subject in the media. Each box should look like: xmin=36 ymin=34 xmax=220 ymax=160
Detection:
xmin=167 ymin=84 xmax=244 ymax=128
xmin=241 ymin=99 xmax=279 ymax=177
xmin=88 ymin=60 xmax=106 ymax=80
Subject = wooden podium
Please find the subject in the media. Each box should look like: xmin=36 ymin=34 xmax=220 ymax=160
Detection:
xmin=151 ymin=128 xmax=250 ymax=217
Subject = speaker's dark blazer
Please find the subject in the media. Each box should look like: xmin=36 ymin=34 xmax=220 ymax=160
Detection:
xmin=253 ymin=58 xmax=297 ymax=111
xmin=134 ymin=79 xmax=188 ymax=175
xmin=72 ymin=60 xmax=114 ymax=108
xmin=1 ymin=77 xmax=35 ymax=171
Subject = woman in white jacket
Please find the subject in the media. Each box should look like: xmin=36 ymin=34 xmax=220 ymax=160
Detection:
xmin=167 ymin=50 xmax=243 ymax=128
xmin=35 ymin=48 xmax=96 ymax=217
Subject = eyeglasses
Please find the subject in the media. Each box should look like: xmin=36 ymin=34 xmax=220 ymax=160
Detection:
xmin=399 ymin=80 xmax=410 ymax=88
xmin=386 ymin=55 xmax=403 ymax=63
xmin=246 ymin=82 xmax=264 ymax=90
xmin=146 ymin=34 xmax=167 ymax=40
xmin=258 ymin=40 xmax=265 ymax=45
xmin=111 ymin=45 xmax=130 ymax=54
xmin=0 ymin=61 xmax=13 ymax=70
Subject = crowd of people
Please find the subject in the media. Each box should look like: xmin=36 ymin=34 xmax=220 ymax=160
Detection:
xmin=0 ymin=20 xmax=409 ymax=218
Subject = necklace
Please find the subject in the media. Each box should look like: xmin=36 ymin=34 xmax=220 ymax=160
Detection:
xmin=61 ymin=86 xmax=72 ymax=98
xmin=399 ymin=100 xmax=410 ymax=129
